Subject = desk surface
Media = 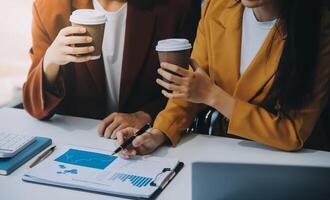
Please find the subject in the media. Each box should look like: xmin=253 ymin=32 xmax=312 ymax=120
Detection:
xmin=1 ymin=107 xmax=330 ymax=200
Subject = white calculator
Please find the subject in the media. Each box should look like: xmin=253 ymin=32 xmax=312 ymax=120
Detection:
xmin=0 ymin=133 xmax=36 ymax=158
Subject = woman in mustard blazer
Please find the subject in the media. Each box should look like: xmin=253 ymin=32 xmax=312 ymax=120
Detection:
xmin=116 ymin=0 xmax=330 ymax=156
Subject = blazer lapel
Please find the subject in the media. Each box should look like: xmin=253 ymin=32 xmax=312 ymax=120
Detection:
xmin=233 ymin=24 xmax=286 ymax=102
xmin=211 ymin=0 xmax=286 ymax=102
xmin=209 ymin=2 xmax=243 ymax=95
xmin=72 ymin=0 xmax=106 ymax=94
xmin=119 ymin=3 xmax=155 ymax=108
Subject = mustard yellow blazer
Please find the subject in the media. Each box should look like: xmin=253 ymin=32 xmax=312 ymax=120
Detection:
xmin=153 ymin=0 xmax=330 ymax=151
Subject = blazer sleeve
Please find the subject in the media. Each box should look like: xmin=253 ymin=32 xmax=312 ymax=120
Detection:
xmin=227 ymin=13 xmax=330 ymax=151
xmin=22 ymin=2 xmax=66 ymax=120
xmin=153 ymin=0 xmax=210 ymax=146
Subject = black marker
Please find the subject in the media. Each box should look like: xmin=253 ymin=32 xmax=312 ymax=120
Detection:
xmin=111 ymin=124 xmax=151 ymax=155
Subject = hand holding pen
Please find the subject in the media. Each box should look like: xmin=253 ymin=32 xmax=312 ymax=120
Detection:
xmin=114 ymin=124 xmax=168 ymax=158
xmin=112 ymin=124 xmax=151 ymax=155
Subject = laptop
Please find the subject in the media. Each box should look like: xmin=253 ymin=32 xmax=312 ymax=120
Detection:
xmin=192 ymin=162 xmax=330 ymax=200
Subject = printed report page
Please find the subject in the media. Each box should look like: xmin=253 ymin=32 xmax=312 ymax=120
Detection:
xmin=23 ymin=145 xmax=179 ymax=198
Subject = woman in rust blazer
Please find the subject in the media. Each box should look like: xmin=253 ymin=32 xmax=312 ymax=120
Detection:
xmin=116 ymin=0 xmax=330 ymax=155
xmin=23 ymin=0 xmax=198 ymax=138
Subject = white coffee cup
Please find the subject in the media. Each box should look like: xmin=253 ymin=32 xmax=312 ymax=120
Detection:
xmin=156 ymin=39 xmax=192 ymax=69
xmin=70 ymin=9 xmax=107 ymax=60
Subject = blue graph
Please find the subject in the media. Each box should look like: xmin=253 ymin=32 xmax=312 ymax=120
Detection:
xmin=55 ymin=149 xmax=117 ymax=170
xmin=110 ymin=173 xmax=152 ymax=188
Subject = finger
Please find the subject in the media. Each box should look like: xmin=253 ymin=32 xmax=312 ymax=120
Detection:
xmin=116 ymin=127 xmax=138 ymax=145
xmin=98 ymin=113 xmax=117 ymax=136
xmin=104 ymin=120 xmax=121 ymax=139
xmin=157 ymin=68 xmax=184 ymax=84
xmin=59 ymin=26 xmax=86 ymax=36
xmin=116 ymin=129 xmax=126 ymax=146
xmin=118 ymin=152 xmax=130 ymax=159
xmin=61 ymin=36 xmax=93 ymax=45
xmin=65 ymin=55 xmax=92 ymax=63
xmin=189 ymin=58 xmax=199 ymax=71
xmin=190 ymin=59 xmax=209 ymax=77
xmin=161 ymin=90 xmax=187 ymax=99
xmin=119 ymin=149 xmax=137 ymax=159
xmin=132 ymin=132 xmax=153 ymax=147
xmin=110 ymin=123 xmax=121 ymax=139
xmin=123 ymin=148 xmax=137 ymax=156
xmin=156 ymin=78 xmax=186 ymax=93
xmin=160 ymin=62 xmax=190 ymax=77
xmin=195 ymin=66 xmax=208 ymax=75
xmin=64 ymin=46 xmax=94 ymax=55
xmin=113 ymin=123 xmax=130 ymax=137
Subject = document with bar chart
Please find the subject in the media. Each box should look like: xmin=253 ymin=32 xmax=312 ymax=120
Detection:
xmin=22 ymin=145 xmax=183 ymax=199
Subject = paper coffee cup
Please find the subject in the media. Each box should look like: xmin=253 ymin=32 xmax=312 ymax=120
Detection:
xmin=156 ymin=39 xmax=192 ymax=69
xmin=70 ymin=9 xmax=107 ymax=60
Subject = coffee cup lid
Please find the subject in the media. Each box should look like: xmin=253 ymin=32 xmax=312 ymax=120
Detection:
xmin=70 ymin=9 xmax=107 ymax=25
xmin=156 ymin=39 xmax=192 ymax=52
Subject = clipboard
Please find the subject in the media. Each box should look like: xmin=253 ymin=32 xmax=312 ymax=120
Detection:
xmin=22 ymin=145 xmax=184 ymax=199
xmin=149 ymin=162 xmax=184 ymax=200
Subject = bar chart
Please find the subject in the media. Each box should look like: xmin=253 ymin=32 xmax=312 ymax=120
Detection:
xmin=110 ymin=173 xmax=152 ymax=188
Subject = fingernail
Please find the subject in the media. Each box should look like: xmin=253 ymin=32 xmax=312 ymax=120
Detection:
xmin=88 ymin=37 xmax=93 ymax=42
xmin=80 ymin=27 xmax=86 ymax=32
xmin=132 ymin=150 xmax=137 ymax=156
xmin=89 ymin=46 xmax=95 ymax=51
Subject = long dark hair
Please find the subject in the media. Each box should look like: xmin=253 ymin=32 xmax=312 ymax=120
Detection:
xmin=267 ymin=0 xmax=322 ymax=114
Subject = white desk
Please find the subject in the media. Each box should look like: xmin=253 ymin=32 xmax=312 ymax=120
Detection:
xmin=1 ymin=107 xmax=330 ymax=200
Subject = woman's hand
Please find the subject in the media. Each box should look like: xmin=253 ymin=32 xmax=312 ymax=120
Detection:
xmin=43 ymin=26 xmax=95 ymax=84
xmin=116 ymin=127 xmax=167 ymax=158
xmin=98 ymin=111 xmax=152 ymax=139
xmin=156 ymin=59 xmax=215 ymax=104
xmin=156 ymin=59 xmax=236 ymax=119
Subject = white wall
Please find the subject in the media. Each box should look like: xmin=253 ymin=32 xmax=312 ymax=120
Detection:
xmin=0 ymin=0 xmax=33 ymax=68
xmin=0 ymin=0 xmax=34 ymax=106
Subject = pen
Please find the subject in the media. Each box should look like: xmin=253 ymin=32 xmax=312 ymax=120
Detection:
xmin=112 ymin=124 xmax=151 ymax=155
xmin=29 ymin=145 xmax=56 ymax=168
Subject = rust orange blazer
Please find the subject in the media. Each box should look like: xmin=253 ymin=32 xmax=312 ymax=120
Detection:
xmin=23 ymin=0 xmax=198 ymax=120
xmin=154 ymin=0 xmax=330 ymax=151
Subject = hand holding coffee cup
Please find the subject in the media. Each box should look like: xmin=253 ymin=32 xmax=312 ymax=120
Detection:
xmin=156 ymin=39 xmax=192 ymax=84
xmin=43 ymin=26 xmax=95 ymax=84
xmin=156 ymin=39 xmax=214 ymax=104
xmin=43 ymin=9 xmax=106 ymax=84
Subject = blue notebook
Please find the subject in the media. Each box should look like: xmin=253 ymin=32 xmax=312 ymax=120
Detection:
xmin=0 ymin=137 xmax=52 ymax=175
